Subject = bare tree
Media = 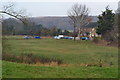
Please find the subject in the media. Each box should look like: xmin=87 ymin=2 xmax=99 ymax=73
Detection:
xmin=0 ymin=3 xmax=28 ymax=25
xmin=68 ymin=3 xmax=90 ymax=40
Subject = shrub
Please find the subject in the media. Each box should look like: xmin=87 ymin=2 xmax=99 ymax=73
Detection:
xmin=93 ymin=37 xmax=99 ymax=43
xmin=2 ymin=53 xmax=63 ymax=65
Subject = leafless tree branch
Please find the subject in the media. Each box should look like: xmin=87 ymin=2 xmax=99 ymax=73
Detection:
xmin=68 ymin=3 xmax=91 ymax=39
xmin=0 ymin=3 xmax=28 ymax=25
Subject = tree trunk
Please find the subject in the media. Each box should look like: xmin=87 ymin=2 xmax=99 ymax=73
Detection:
xmin=73 ymin=24 xmax=76 ymax=41
xmin=77 ymin=28 xmax=81 ymax=40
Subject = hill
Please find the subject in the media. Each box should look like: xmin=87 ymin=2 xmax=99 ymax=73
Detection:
xmin=3 ymin=16 xmax=98 ymax=30
xmin=28 ymin=16 xmax=98 ymax=30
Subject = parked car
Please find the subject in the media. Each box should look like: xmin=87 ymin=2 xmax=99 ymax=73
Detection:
xmin=68 ymin=37 xmax=74 ymax=39
xmin=64 ymin=36 xmax=69 ymax=39
xmin=34 ymin=36 xmax=41 ymax=39
xmin=24 ymin=36 xmax=31 ymax=39
xmin=54 ymin=35 xmax=64 ymax=39
xmin=64 ymin=36 xmax=74 ymax=40
xmin=54 ymin=36 xmax=61 ymax=39
xmin=81 ymin=37 xmax=90 ymax=40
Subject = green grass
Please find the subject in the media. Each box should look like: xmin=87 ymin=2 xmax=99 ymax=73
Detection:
xmin=3 ymin=61 xmax=118 ymax=78
xmin=2 ymin=36 xmax=118 ymax=78
xmin=3 ymin=36 xmax=118 ymax=65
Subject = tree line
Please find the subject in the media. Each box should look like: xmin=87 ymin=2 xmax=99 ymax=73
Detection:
xmin=2 ymin=19 xmax=73 ymax=36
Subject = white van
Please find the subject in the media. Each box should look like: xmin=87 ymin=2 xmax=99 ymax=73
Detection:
xmin=54 ymin=35 xmax=64 ymax=39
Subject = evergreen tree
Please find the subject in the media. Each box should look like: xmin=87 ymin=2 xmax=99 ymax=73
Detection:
xmin=96 ymin=6 xmax=115 ymax=36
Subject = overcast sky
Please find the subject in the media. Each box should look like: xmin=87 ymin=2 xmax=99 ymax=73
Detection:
xmin=1 ymin=0 xmax=119 ymax=17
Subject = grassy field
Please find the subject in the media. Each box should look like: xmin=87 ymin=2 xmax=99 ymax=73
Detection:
xmin=2 ymin=61 xmax=118 ymax=78
xmin=2 ymin=36 xmax=118 ymax=78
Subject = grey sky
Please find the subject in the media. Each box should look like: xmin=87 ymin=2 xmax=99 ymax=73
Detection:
xmin=1 ymin=1 xmax=119 ymax=17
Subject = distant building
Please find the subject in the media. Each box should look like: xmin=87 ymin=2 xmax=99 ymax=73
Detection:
xmin=79 ymin=28 xmax=100 ymax=38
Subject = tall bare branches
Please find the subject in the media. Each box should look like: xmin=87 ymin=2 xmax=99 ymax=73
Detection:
xmin=0 ymin=3 xmax=28 ymax=25
xmin=68 ymin=3 xmax=90 ymax=40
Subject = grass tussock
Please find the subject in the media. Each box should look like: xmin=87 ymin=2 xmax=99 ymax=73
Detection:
xmin=2 ymin=53 xmax=63 ymax=65
xmin=2 ymin=53 xmax=105 ymax=67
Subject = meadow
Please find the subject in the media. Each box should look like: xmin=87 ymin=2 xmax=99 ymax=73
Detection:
xmin=2 ymin=36 xmax=118 ymax=78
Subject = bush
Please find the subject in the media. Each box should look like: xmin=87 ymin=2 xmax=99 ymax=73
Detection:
xmin=93 ymin=37 xmax=99 ymax=43
xmin=2 ymin=53 xmax=63 ymax=65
